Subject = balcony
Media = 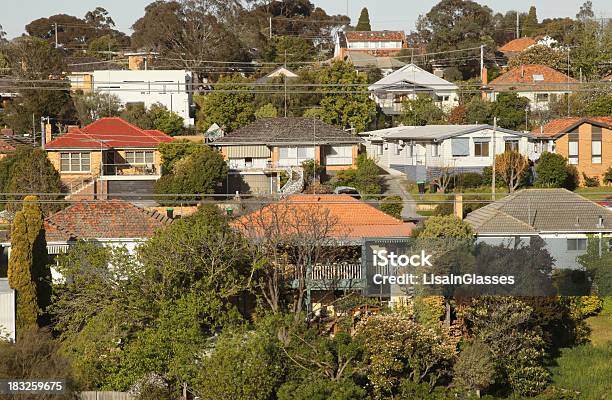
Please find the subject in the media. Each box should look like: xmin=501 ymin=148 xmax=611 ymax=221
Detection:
xmin=289 ymin=263 xmax=365 ymax=290
xmin=102 ymin=163 xmax=159 ymax=177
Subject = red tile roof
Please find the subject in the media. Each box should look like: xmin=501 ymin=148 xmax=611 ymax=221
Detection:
xmin=45 ymin=200 xmax=171 ymax=242
xmin=489 ymin=64 xmax=577 ymax=91
xmin=499 ymin=37 xmax=536 ymax=53
xmin=233 ymin=195 xmax=414 ymax=242
xmin=345 ymin=31 xmax=405 ymax=42
xmin=603 ymin=74 xmax=612 ymax=81
xmin=0 ymin=138 xmax=16 ymax=153
xmin=45 ymin=117 xmax=173 ymax=149
xmin=531 ymin=117 xmax=612 ymax=137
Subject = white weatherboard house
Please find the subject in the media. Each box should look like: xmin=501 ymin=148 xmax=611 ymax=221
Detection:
xmin=465 ymin=189 xmax=612 ymax=270
xmin=92 ymin=69 xmax=194 ymax=126
xmin=361 ymin=124 xmax=538 ymax=181
xmin=369 ymin=64 xmax=459 ymax=116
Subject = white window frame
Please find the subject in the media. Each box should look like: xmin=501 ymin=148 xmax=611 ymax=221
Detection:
xmin=125 ymin=150 xmax=155 ymax=165
xmin=568 ymin=140 xmax=579 ymax=165
xmin=567 ymin=238 xmax=587 ymax=251
xmin=430 ymin=143 xmax=439 ymax=157
xmin=591 ymin=137 xmax=602 ymax=164
xmin=60 ymin=152 xmax=91 ymax=173
xmin=326 ymin=145 xmax=353 ymax=166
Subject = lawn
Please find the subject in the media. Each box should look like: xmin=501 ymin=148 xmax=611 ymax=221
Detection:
xmin=549 ymin=297 xmax=612 ymax=399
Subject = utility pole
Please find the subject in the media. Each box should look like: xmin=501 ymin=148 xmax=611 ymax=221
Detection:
xmin=32 ymin=114 xmax=36 ymax=144
xmin=54 ymin=23 xmax=58 ymax=49
xmin=269 ymin=16 xmax=272 ymax=39
xmin=40 ymin=117 xmax=47 ymax=149
xmin=492 ymin=117 xmax=497 ymax=200
xmin=284 ymin=50 xmax=288 ymax=118
xmin=567 ymin=49 xmax=571 ymax=116
xmin=480 ymin=45 xmax=484 ymax=82
xmin=516 ymin=12 xmax=520 ymax=38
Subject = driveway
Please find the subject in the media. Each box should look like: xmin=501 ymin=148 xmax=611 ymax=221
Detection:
xmin=380 ymin=174 xmax=419 ymax=220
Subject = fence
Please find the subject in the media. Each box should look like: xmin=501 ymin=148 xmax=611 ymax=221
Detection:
xmin=80 ymin=392 xmax=135 ymax=400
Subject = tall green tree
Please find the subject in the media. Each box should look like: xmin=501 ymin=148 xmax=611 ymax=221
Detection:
xmin=72 ymin=92 xmax=122 ymax=126
xmin=194 ymin=74 xmax=255 ymax=132
xmin=356 ymin=8 xmax=372 ymax=31
xmin=314 ymin=61 xmax=376 ymax=132
xmin=149 ymin=103 xmax=185 ymax=136
xmin=508 ymin=45 xmax=566 ymax=71
xmin=6 ymin=147 xmax=64 ymax=214
xmin=8 ymin=196 xmax=50 ymax=331
xmin=522 ymin=6 xmax=539 ymax=37
xmin=261 ymin=36 xmax=317 ymax=65
xmin=3 ymin=37 xmax=75 ymax=134
xmin=492 ymin=93 xmax=530 ymax=131
xmin=401 ymin=95 xmax=447 ymax=126
xmin=119 ymin=103 xmax=154 ymax=130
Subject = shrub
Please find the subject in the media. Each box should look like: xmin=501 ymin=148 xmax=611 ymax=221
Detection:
xmin=582 ymin=173 xmax=599 ymax=187
xmin=380 ymin=196 xmax=403 ymax=219
xmin=447 ymin=172 xmax=484 ymax=190
xmin=535 ymin=152 xmax=569 ymax=188
xmin=452 ymin=340 xmax=495 ymax=395
xmin=277 ymin=380 xmax=366 ymax=400
xmin=301 ymin=159 xmax=324 ymax=185
xmin=604 ymin=167 xmax=612 ymax=184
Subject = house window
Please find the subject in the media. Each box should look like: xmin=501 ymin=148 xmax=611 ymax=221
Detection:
xmin=567 ymin=238 xmax=587 ymax=251
xmin=436 ymin=95 xmax=450 ymax=102
xmin=326 ymin=145 xmax=353 ymax=165
xmin=535 ymin=93 xmax=549 ymax=102
xmin=125 ymin=151 xmax=154 ymax=165
xmin=395 ymin=143 xmax=402 ymax=155
xmin=592 ymin=128 xmax=602 ymax=164
xmin=60 ymin=152 xmax=90 ymax=172
xmin=430 ymin=143 xmax=439 ymax=157
xmin=568 ymin=132 xmax=579 ymax=165
xmin=451 ymin=138 xmax=469 ymax=157
xmin=474 ymin=139 xmax=490 ymax=157
xmin=505 ymin=140 xmax=519 ymax=152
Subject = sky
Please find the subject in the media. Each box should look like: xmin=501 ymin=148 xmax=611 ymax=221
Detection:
xmin=0 ymin=0 xmax=610 ymax=39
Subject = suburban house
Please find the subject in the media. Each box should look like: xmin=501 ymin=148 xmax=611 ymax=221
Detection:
xmin=234 ymin=194 xmax=415 ymax=308
xmin=487 ymin=64 xmax=577 ymax=110
xmin=334 ymin=30 xmax=407 ymax=59
xmin=532 ymin=117 xmax=612 ymax=184
xmin=361 ymin=124 xmax=537 ymax=180
xmin=256 ymin=66 xmax=299 ymax=83
xmin=0 ymin=278 xmax=15 ymax=342
xmin=212 ymin=117 xmax=362 ymax=195
xmin=465 ymin=189 xmax=612 ymax=269
xmin=44 ymin=117 xmax=173 ymax=200
xmin=369 ymin=64 xmax=459 ymax=116
xmin=343 ymin=51 xmax=406 ymax=76
xmin=498 ymin=37 xmax=537 ymax=59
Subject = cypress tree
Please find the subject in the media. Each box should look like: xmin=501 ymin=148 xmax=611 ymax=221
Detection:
xmin=356 ymin=8 xmax=372 ymax=31
xmin=8 ymin=195 xmax=50 ymax=331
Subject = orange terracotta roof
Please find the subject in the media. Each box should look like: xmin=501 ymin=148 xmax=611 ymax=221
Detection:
xmin=531 ymin=117 xmax=612 ymax=137
xmin=345 ymin=31 xmax=405 ymax=42
xmin=499 ymin=37 xmax=536 ymax=53
xmin=0 ymin=138 xmax=16 ymax=153
xmin=603 ymin=74 xmax=612 ymax=81
xmin=233 ymin=195 xmax=414 ymax=242
xmin=45 ymin=200 xmax=171 ymax=242
xmin=489 ymin=64 xmax=577 ymax=91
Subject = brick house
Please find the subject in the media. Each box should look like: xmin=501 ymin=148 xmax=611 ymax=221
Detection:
xmin=45 ymin=118 xmax=173 ymax=200
xmin=334 ymin=30 xmax=407 ymax=58
xmin=487 ymin=64 xmax=577 ymax=110
xmin=211 ymin=118 xmax=362 ymax=195
xmin=532 ymin=117 xmax=612 ymax=185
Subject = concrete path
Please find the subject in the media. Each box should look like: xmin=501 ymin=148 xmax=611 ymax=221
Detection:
xmin=380 ymin=174 xmax=419 ymax=220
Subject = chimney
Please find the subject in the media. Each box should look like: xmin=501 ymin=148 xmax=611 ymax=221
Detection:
xmin=521 ymin=65 xmax=524 ymax=78
xmin=481 ymin=66 xmax=488 ymax=85
xmin=128 ymin=55 xmax=145 ymax=71
xmin=433 ymin=67 xmax=444 ymax=78
xmin=45 ymin=123 xmax=52 ymax=145
xmin=597 ymin=215 xmax=604 ymax=229
xmin=454 ymin=194 xmax=463 ymax=220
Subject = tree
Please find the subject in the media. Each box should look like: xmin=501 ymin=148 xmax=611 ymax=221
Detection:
xmin=2 ymin=37 xmax=75 ymax=134
xmin=154 ymin=146 xmax=228 ymax=203
xmin=523 ymin=6 xmax=539 ymax=37
xmin=261 ymin=36 xmax=317 ymax=65
xmin=315 ymin=61 xmax=376 ymax=132
xmin=452 ymin=340 xmax=495 ymax=397
xmin=196 ymin=328 xmax=284 ymax=400
xmin=158 ymin=140 xmax=201 ymax=174
xmin=508 ymin=45 xmax=566 ymax=71
xmin=52 ymin=206 xmax=254 ymax=391
xmin=131 ymin=0 xmax=248 ymax=83
xmin=380 ymin=196 xmax=403 ymax=219
xmin=492 ymin=93 xmax=530 ymax=131
xmin=277 ymin=380 xmax=366 ymax=400
xmin=87 ymin=34 xmax=121 ymax=56
xmin=401 ymin=95 xmax=447 ymax=126
xmin=73 ymin=92 xmax=122 ymax=125
xmin=534 ymin=152 xmax=569 ymax=188
xmin=0 ymin=23 xmax=6 ymax=42
xmin=6 ymin=147 xmax=64 ymax=214
xmin=84 ymin=7 xmax=116 ymax=29
xmin=356 ymin=313 xmax=455 ymax=398
xmin=417 ymin=215 xmax=473 ymax=239
xmin=8 ymin=196 xmax=50 ymax=331
xmin=356 ymin=8 xmax=372 ymax=31
xmin=194 ymin=74 xmax=255 ymax=132
xmin=120 ymin=103 xmax=154 ymax=130
xmin=149 ymin=103 xmax=185 ymax=136
xmin=576 ymin=1 xmax=595 ymax=21
xmin=255 ymin=103 xmax=279 ymax=119
xmin=334 ymin=155 xmax=382 ymax=197
xmin=604 ymin=167 xmax=612 ymax=185
xmin=0 ymin=328 xmax=76 ymax=399
xmin=464 ymin=97 xmax=492 ymax=124
xmin=495 ymin=151 xmax=529 ymax=192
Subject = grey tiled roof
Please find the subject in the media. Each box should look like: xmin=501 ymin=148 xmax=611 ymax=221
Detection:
xmin=213 ymin=117 xmax=362 ymax=145
xmin=465 ymin=189 xmax=612 ymax=234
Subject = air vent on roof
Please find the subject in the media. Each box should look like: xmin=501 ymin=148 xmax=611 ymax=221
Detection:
xmin=532 ymin=74 xmax=544 ymax=81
